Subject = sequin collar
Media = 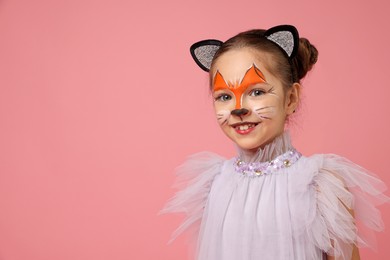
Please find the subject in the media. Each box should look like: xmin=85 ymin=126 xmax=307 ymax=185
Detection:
xmin=234 ymin=148 xmax=301 ymax=177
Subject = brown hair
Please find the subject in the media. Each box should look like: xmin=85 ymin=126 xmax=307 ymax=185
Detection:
xmin=209 ymin=29 xmax=318 ymax=90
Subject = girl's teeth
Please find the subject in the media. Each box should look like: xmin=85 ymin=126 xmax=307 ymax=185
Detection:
xmin=237 ymin=124 xmax=254 ymax=130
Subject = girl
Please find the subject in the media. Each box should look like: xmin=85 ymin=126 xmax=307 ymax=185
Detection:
xmin=161 ymin=25 xmax=388 ymax=260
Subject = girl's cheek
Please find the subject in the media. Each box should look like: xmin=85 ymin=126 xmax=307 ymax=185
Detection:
xmin=244 ymin=96 xmax=269 ymax=110
xmin=245 ymin=96 xmax=280 ymax=120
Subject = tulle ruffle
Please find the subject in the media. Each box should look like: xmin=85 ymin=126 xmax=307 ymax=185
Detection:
xmin=160 ymin=152 xmax=225 ymax=243
xmin=305 ymin=154 xmax=389 ymax=259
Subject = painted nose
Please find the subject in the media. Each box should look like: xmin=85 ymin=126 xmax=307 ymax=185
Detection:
xmin=231 ymin=108 xmax=249 ymax=117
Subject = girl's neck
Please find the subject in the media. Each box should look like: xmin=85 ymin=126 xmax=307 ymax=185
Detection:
xmin=237 ymin=131 xmax=294 ymax=163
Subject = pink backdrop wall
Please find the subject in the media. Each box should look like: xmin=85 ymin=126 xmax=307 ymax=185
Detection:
xmin=0 ymin=0 xmax=389 ymax=259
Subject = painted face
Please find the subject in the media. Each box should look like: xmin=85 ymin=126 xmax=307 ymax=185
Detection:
xmin=214 ymin=66 xmax=266 ymax=109
xmin=212 ymin=48 xmax=297 ymax=155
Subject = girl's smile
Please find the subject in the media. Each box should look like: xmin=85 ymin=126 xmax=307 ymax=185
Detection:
xmin=230 ymin=122 xmax=259 ymax=135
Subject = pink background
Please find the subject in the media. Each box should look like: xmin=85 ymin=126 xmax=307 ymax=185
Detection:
xmin=0 ymin=0 xmax=389 ymax=259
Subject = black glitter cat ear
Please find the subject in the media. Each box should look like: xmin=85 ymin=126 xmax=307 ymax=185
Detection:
xmin=264 ymin=25 xmax=299 ymax=59
xmin=190 ymin=40 xmax=223 ymax=72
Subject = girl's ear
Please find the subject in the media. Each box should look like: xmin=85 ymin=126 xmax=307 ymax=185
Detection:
xmin=264 ymin=25 xmax=299 ymax=59
xmin=190 ymin=40 xmax=223 ymax=72
xmin=285 ymin=83 xmax=301 ymax=115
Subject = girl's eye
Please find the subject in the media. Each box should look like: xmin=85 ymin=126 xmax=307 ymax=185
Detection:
xmin=215 ymin=94 xmax=232 ymax=102
xmin=249 ymin=89 xmax=266 ymax=96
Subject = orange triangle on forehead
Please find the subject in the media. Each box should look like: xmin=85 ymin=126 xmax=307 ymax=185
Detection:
xmin=213 ymin=71 xmax=230 ymax=91
xmin=239 ymin=65 xmax=266 ymax=88
xmin=213 ymin=65 xmax=266 ymax=91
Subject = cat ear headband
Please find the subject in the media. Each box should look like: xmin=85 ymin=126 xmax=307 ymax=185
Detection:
xmin=190 ymin=25 xmax=299 ymax=72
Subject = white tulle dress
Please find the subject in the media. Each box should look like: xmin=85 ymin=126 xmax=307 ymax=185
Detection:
xmin=161 ymin=132 xmax=388 ymax=260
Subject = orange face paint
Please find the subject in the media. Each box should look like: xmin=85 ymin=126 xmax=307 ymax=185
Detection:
xmin=213 ymin=65 xmax=266 ymax=109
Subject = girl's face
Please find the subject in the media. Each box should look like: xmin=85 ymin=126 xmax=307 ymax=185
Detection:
xmin=211 ymin=48 xmax=299 ymax=154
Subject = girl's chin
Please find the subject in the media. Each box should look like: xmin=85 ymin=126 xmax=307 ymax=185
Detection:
xmin=234 ymin=141 xmax=263 ymax=152
xmin=233 ymin=136 xmax=276 ymax=152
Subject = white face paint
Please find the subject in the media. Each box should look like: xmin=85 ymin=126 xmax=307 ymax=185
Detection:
xmin=216 ymin=109 xmax=230 ymax=126
xmin=252 ymin=105 xmax=276 ymax=120
xmin=211 ymin=48 xmax=295 ymax=154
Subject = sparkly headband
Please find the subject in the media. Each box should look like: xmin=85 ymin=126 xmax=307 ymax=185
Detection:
xmin=190 ymin=25 xmax=299 ymax=78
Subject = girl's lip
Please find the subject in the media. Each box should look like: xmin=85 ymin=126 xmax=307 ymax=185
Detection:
xmin=231 ymin=122 xmax=259 ymax=135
